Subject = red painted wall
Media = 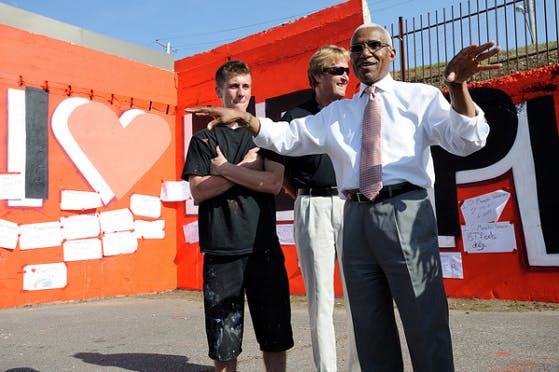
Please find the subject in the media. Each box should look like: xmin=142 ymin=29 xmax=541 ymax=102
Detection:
xmin=175 ymin=2 xmax=559 ymax=303
xmin=443 ymin=67 xmax=559 ymax=302
xmin=1 ymin=0 xmax=558 ymax=309
xmin=174 ymin=0 xmax=366 ymax=294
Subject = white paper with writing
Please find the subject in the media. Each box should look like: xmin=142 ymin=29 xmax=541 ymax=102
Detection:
xmin=160 ymin=180 xmax=189 ymax=202
xmin=102 ymin=231 xmax=138 ymax=256
xmin=60 ymin=190 xmax=103 ymax=210
xmin=440 ymin=252 xmax=464 ymax=279
xmin=183 ymin=221 xmax=199 ymax=243
xmin=19 ymin=221 xmax=63 ymax=249
xmin=23 ymin=263 xmax=67 ymax=290
xmin=63 ymin=238 xmax=103 ymax=261
xmin=134 ymin=219 xmax=165 ymax=239
xmin=277 ymin=224 xmax=295 ymax=245
xmin=0 ymin=173 xmax=25 ymax=200
xmin=462 ymin=222 xmax=517 ymax=253
xmin=130 ymin=193 xmax=162 ymax=218
xmin=60 ymin=213 xmax=100 ymax=240
xmin=461 ymin=190 xmax=510 ymax=225
xmin=99 ymin=208 xmax=135 ymax=233
xmin=184 ymin=182 xmax=198 ymax=215
xmin=0 ymin=219 xmax=19 ymax=249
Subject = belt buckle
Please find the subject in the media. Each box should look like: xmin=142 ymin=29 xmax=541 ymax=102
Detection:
xmin=309 ymin=188 xmax=320 ymax=197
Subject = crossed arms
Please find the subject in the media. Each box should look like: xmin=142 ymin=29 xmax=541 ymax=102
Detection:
xmin=189 ymin=145 xmax=284 ymax=204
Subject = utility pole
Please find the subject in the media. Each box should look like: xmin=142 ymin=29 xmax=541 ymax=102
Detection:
xmin=516 ymin=1 xmax=536 ymax=44
xmin=155 ymin=39 xmax=176 ymax=55
xmin=526 ymin=0 xmax=536 ymax=44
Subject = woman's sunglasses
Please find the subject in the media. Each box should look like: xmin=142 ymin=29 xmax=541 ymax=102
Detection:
xmin=323 ymin=66 xmax=350 ymax=76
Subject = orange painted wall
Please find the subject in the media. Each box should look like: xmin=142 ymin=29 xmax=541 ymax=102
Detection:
xmin=174 ymin=0 xmax=366 ymax=294
xmin=0 ymin=24 xmax=178 ymax=308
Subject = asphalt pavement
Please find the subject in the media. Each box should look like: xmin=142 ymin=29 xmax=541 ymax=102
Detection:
xmin=1 ymin=290 xmax=558 ymax=372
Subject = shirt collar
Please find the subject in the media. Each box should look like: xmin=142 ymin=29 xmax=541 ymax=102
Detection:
xmin=359 ymin=73 xmax=394 ymax=97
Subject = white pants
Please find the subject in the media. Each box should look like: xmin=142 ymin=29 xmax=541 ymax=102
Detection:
xmin=294 ymin=194 xmax=360 ymax=372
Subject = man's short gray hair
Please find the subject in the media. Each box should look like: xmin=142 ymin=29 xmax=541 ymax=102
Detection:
xmin=352 ymin=23 xmax=393 ymax=47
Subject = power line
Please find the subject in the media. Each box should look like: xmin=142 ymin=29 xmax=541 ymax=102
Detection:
xmin=154 ymin=7 xmax=326 ymax=41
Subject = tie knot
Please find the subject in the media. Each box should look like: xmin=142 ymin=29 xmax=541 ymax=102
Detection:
xmin=365 ymin=85 xmax=376 ymax=98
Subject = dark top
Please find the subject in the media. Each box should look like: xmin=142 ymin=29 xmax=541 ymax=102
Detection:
xmin=281 ymin=99 xmax=337 ymax=189
xmin=182 ymin=126 xmax=284 ymax=256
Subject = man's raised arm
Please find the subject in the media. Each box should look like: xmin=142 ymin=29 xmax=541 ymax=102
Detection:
xmin=185 ymin=107 xmax=262 ymax=135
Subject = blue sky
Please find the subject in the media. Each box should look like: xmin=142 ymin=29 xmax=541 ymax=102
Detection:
xmin=2 ymin=0 xmax=473 ymax=59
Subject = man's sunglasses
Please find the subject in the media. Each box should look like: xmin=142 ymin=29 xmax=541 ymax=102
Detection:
xmin=349 ymin=40 xmax=392 ymax=54
xmin=323 ymin=66 xmax=350 ymax=76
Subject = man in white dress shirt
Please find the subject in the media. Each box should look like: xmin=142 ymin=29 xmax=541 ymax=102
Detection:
xmin=187 ymin=23 xmax=501 ymax=372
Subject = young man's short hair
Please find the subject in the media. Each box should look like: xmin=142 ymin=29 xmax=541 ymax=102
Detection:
xmin=215 ymin=60 xmax=252 ymax=87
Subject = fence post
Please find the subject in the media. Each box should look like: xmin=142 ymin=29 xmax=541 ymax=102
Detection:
xmin=398 ymin=16 xmax=406 ymax=81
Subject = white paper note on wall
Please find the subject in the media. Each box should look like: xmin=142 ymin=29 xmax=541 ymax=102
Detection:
xmin=23 ymin=263 xmax=67 ymax=291
xmin=461 ymin=222 xmax=517 ymax=253
xmin=440 ymin=252 xmax=464 ymax=279
xmin=461 ymin=190 xmax=510 ymax=225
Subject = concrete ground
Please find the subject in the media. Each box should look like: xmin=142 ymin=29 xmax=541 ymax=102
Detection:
xmin=1 ymin=290 xmax=558 ymax=372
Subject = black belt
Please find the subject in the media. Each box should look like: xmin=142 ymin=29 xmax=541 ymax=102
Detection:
xmin=297 ymin=186 xmax=338 ymax=197
xmin=344 ymin=182 xmax=422 ymax=203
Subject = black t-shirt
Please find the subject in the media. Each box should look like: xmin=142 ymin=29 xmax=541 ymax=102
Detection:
xmin=281 ymin=99 xmax=337 ymax=189
xmin=182 ymin=125 xmax=284 ymax=255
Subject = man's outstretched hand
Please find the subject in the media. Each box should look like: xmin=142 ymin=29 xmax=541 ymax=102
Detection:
xmin=444 ymin=41 xmax=502 ymax=84
xmin=185 ymin=107 xmax=246 ymax=130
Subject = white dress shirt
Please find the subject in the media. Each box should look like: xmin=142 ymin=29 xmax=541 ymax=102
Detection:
xmin=254 ymin=74 xmax=490 ymax=193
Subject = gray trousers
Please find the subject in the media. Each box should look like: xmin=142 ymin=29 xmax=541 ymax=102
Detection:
xmin=342 ymin=188 xmax=454 ymax=372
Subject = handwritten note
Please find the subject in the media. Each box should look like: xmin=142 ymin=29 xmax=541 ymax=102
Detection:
xmin=134 ymin=220 xmax=165 ymax=239
xmin=183 ymin=221 xmax=199 ymax=243
xmin=440 ymin=252 xmax=464 ymax=279
xmin=277 ymin=224 xmax=295 ymax=245
xmin=0 ymin=173 xmax=25 ymax=200
xmin=0 ymin=219 xmax=19 ymax=249
xmin=130 ymin=193 xmax=162 ymax=218
xmin=23 ymin=263 xmax=67 ymax=291
xmin=60 ymin=213 xmax=100 ymax=240
xmin=102 ymin=231 xmax=138 ymax=256
xmin=461 ymin=190 xmax=510 ymax=225
xmin=19 ymin=221 xmax=63 ymax=250
xmin=63 ymin=238 xmax=103 ymax=261
xmin=160 ymin=180 xmax=189 ymax=202
xmin=60 ymin=190 xmax=103 ymax=210
xmin=461 ymin=222 xmax=517 ymax=253
xmin=184 ymin=181 xmax=198 ymax=215
xmin=99 ymin=208 xmax=134 ymax=233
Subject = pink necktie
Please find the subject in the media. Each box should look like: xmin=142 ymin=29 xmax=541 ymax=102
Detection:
xmin=359 ymin=85 xmax=383 ymax=200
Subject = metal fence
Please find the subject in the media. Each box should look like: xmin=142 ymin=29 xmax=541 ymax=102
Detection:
xmin=384 ymin=0 xmax=559 ymax=88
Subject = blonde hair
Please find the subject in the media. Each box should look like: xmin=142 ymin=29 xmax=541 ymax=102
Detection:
xmin=307 ymin=45 xmax=350 ymax=88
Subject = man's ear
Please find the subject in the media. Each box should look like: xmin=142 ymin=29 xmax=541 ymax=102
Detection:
xmin=389 ymin=47 xmax=396 ymax=61
xmin=215 ymin=85 xmax=222 ymax=98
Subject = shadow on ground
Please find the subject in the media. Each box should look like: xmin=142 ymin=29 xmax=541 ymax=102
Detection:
xmin=73 ymin=352 xmax=213 ymax=372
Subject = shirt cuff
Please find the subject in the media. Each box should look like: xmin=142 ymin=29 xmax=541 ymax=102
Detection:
xmin=253 ymin=117 xmax=275 ymax=147
xmin=450 ymin=103 xmax=490 ymax=141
